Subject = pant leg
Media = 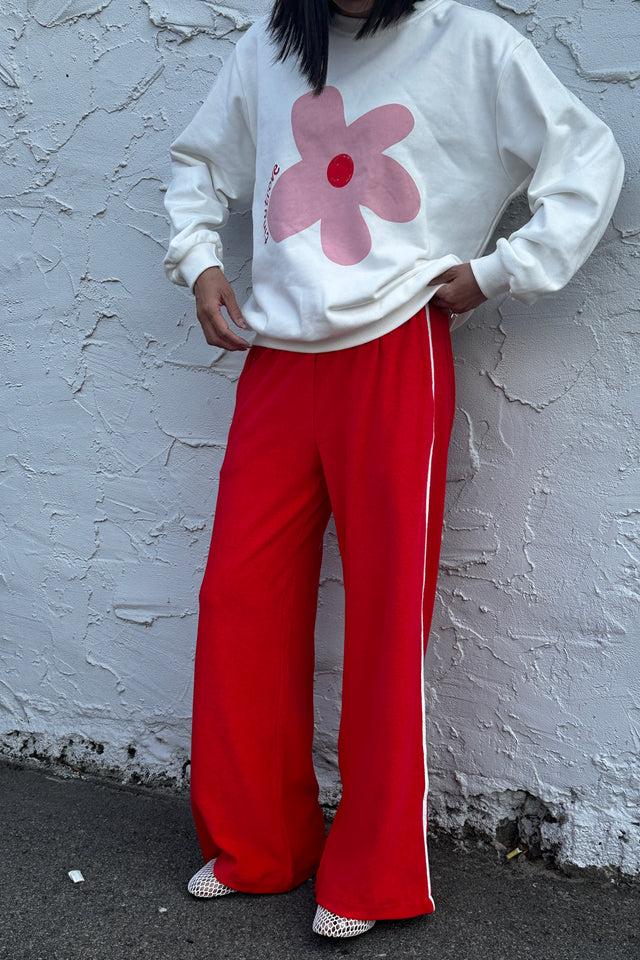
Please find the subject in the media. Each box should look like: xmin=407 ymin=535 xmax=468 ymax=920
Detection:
xmin=191 ymin=344 xmax=332 ymax=893
xmin=312 ymin=301 xmax=456 ymax=920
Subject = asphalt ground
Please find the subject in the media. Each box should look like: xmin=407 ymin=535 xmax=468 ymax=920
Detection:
xmin=1 ymin=761 xmax=638 ymax=960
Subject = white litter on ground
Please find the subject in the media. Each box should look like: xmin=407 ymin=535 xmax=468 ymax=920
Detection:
xmin=68 ymin=870 xmax=85 ymax=883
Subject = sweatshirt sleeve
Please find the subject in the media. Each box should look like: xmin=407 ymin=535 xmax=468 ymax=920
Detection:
xmin=162 ymin=44 xmax=256 ymax=294
xmin=468 ymin=37 xmax=625 ymax=304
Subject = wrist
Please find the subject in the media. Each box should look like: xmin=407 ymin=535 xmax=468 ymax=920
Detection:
xmin=194 ymin=265 xmax=222 ymax=295
xmin=179 ymin=244 xmax=224 ymax=295
xmin=468 ymin=249 xmax=511 ymax=300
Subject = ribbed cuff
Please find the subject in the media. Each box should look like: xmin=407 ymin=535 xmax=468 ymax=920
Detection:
xmin=469 ymin=249 xmax=511 ymax=300
xmin=179 ymin=243 xmax=224 ymax=294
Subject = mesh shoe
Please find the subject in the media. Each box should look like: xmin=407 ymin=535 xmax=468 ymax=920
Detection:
xmin=187 ymin=858 xmax=237 ymax=898
xmin=312 ymin=904 xmax=376 ymax=937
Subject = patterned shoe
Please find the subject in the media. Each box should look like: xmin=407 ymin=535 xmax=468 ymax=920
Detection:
xmin=187 ymin=857 xmax=237 ymax=898
xmin=312 ymin=904 xmax=376 ymax=937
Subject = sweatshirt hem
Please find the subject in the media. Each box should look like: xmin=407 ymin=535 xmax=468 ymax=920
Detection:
xmin=249 ymin=289 xmax=446 ymax=353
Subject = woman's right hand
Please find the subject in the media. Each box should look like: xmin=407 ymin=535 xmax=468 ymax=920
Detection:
xmin=194 ymin=266 xmax=252 ymax=351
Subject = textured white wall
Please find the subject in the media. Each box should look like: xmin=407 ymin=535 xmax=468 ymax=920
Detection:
xmin=1 ymin=0 xmax=638 ymax=873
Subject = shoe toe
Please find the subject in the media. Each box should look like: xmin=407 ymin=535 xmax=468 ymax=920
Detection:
xmin=187 ymin=858 xmax=236 ymax=898
xmin=312 ymin=904 xmax=375 ymax=937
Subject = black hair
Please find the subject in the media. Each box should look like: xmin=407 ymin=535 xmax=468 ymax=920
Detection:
xmin=266 ymin=0 xmax=424 ymax=96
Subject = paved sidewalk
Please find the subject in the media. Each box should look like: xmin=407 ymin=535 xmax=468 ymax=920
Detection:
xmin=1 ymin=761 xmax=638 ymax=960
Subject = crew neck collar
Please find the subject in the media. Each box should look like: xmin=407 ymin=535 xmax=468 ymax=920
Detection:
xmin=329 ymin=0 xmax=444 ymax=36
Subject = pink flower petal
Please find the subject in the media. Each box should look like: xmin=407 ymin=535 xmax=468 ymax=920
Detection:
xmin=346 ymin=103 xmax=416 ymax=159
xmin=267 ymin=159 xmax=327 ymax=241
xmin=357 ymin=152 xmax=422 ymax=222
xmin=320 ymin=198 xmax=372 ymax=266
xmin=291 ymin=86 xmax=350 ymax=162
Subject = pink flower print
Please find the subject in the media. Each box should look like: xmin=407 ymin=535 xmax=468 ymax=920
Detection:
xmin=266 ymin=85 xmax=421 ymax=266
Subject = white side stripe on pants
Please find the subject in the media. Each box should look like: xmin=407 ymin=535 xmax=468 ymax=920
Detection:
xmin=420 ymin=301 xmax=437 ymax=912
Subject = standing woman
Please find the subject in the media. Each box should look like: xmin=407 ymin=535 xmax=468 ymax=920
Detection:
xmin=162 ymin=0 xmax=624 ymax=939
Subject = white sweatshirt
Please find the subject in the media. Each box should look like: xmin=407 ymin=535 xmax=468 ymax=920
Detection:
xmin=162 ymin=0 xmax=625 ymax=349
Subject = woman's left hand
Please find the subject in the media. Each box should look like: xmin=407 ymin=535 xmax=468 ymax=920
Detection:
xmin=428 ymin=263 xmax=488 ymax=314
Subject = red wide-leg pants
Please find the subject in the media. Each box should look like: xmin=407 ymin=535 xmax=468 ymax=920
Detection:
xmin=190 ymin=300 xmax=456 ymax=921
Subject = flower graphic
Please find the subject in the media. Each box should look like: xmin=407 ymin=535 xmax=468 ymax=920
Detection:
xmin=266 ymin=85 xmax=421 ymax=266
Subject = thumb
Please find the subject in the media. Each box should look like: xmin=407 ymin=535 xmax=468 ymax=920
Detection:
xmin=429 ymin=268 xmax=456 ymax=286
xmin=430 ymin=280 xmax=454 ymax=311
xmin=223 ymin=287 xmax=249 ymax=330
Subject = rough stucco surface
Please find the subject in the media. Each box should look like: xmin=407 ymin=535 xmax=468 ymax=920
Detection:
xmin=1 ymin=0 xmax=638 ymax=874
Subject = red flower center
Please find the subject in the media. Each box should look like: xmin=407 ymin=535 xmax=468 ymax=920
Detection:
xmin=326 ymin=153 xmax=354 ymax=188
